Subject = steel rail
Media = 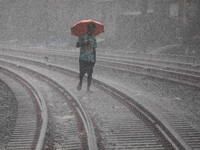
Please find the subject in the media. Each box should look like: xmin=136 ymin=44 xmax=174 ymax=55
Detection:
xmin=37 ymin=74 xmax=98 ymax=150
xmin=1 ymin=46 xmax=200 ymax=64
xmin=1 ymin=48 xmax=200 ymax=81
xmin=1 ymin=52 xmax=200 ymax=149
xmin=1 ymin=47 xmax=200 ymax=149
xmin=1 ymin=46 xmax=200 ymax=65
xmin=0 ymin=66 xmax=48 ymax=150
xmin=1 ymin=50 xmax=200 ymax=78
xmin=0 ymin=61 xmax=97 ymax=150
xmin=0 ymin=53 xmax=200 ymax=88
xmin=0 ymin=57 xmax=191 ymax=150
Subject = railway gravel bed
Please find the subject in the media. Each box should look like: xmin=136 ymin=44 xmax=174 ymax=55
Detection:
xmin=0 ymin=67 xmax=86 ymax=149
xmin=0 ymin=72 xmax=39 ymax=150
xmin=1 ymin=47 xmax=200 ymax=149
xmin=0 ymin=58 xmax=177 ymax=149
xmin=30 ymin=77 xmax=83 ymax=149
xmin=96 ymin=70 xmax=200 ymax=132
xmin=0 ymin=79 xmax=17 ymax=149
xmin=2 ymin=50 xmax=198 ymax=133
xmin=96 ymin=70 xmax=200 ymax=149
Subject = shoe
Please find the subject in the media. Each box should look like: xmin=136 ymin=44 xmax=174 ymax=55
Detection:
xmin=77 ymin=83 xmax=82 ymax=91
xmin=87 ymin=87 xmax=91 ymax=93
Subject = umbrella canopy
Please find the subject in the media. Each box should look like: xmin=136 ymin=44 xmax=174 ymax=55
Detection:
xmin=71 ymin=19 xmax=104 ymax=37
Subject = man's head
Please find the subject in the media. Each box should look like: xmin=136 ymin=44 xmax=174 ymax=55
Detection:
xmin=87 ymin=23 xmax=96 ymax=36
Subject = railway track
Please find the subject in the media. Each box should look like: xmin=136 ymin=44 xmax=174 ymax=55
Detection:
xmin=0 ymin=66 xmax=92 ymax=149
xmin=1 ymin=47 xmax=200 ymax=90
xmin=1 ymin=47 xmax=200 ymax=76
xmin=1 ymin=46 xmax=200 ymax=64
xmin=0 ymin=51 xmax=198 ymax=149
xmin=0 ymin=66 xmax=46 ymax=149
xmin=0 ymin=46 xmax=200 ymax=67
xmin=0 ymin=47 xmax=199 ymax=149
xmin=0 ymin=56 xmax=177 ymax=149
xmin=0 ymin=49 xmax=200 ymax=88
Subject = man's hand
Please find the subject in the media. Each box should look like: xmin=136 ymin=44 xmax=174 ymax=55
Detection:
xmin=85 ymin=40 xmax=90 ymax=45
xmin=76 ymin=40 xmax=90 ymax=48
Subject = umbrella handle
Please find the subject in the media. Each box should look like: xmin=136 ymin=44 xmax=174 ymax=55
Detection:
xmin=84 ymin=35 xmax=90 ymax=46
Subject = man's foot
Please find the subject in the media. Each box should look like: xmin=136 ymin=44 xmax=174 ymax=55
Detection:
xmin=77 ymin=83 xmax=82 ymax=91
xmin=87 ymin=87 xmax=91 ymax=93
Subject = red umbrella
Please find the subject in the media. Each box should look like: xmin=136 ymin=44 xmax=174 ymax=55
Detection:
xmin=71 ymin=19 xmax=104 ymax=37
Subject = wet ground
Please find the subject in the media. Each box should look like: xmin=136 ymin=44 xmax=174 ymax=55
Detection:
xmin=0 ymin=79 xmax=17 ymax=148
xmin=1 ymin=44 xmax=200 ymax=147
xmin=94 ymin=69 xmax=200 ymax=132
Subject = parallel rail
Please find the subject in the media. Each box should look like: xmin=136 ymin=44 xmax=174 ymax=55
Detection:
xmin=0 ymin=63 xmax=96 ymax=149
xmin=0 ymin=53 xmax=200 ymax=88
xmin=0 ymin=48 xmax=200 ymax=149
xmin=0 ymin=66 xmax=47 ymax=150
xmin=0 ymin=55 xmax=197 ymax=149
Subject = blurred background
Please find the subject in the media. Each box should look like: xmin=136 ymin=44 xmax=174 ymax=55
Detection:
xmin=0 ymin=0 xmax=200 ymax=55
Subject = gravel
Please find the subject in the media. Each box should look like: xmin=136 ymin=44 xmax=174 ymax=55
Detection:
xmin=1 ymin=45 xmax=200 ymax=137
xmin=136 ymin=75 xmax=200 ymax=130
xmin=0 ymin=79 xmax=18 ymax=148
xmin=94 ymin=68 xmax=200 ymax=132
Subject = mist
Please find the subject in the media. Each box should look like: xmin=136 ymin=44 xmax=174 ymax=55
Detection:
xmin=0 ymin=0 xmax=200 ymax=54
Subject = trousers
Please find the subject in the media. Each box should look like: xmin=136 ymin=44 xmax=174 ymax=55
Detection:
xmin=79 ymin=60 xmax=95 ymax=86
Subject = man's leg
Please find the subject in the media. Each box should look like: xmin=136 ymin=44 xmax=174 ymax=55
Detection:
xmin=77 ymin=60 xmax=86 ymax=91
xmin=87 ymin=62 xmax=95 ymax=92
xmin=87 ymin=74 xmax=92 ymax=92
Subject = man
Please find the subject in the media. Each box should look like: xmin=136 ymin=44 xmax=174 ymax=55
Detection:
xmin=76 ymin=23 xmax=97 ymax=92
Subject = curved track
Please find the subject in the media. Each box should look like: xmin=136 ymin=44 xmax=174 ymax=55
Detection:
xmin=0 ymin=67 xmax=46 ymax=150
xmin=0 ymin=47 xmax=200 ymax=149
xmin=0 ymin=56 xmax=178 ymax=149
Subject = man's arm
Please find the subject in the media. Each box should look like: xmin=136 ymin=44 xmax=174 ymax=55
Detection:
xmin=76 ymin=41 xmax=90 ymax=48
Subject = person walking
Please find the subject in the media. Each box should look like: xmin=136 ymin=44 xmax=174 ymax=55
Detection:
xmin=76 ymin=23 xmax=97 ymax=92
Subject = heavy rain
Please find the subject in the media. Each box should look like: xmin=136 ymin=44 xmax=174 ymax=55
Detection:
xmin=1 ymin=0 xmax=200 ymax=149
xmin=0 ymin=0 xmax=198 ymax=53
